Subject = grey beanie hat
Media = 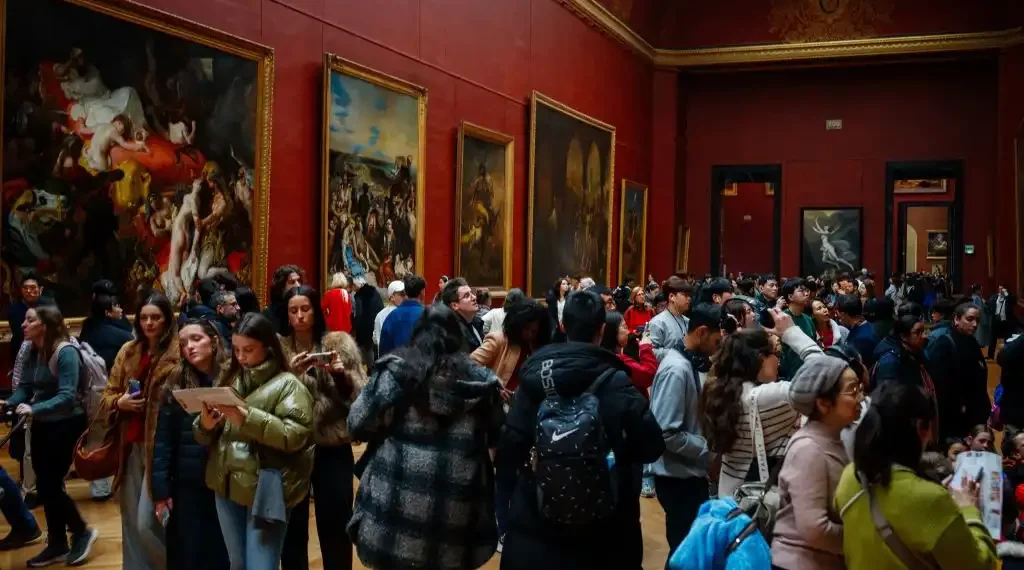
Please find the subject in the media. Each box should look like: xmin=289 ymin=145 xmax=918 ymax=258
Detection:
xmin=788 ymin=355 xmax=850 ymax=416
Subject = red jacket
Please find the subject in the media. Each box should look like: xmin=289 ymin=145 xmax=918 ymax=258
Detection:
xmin=623 ymin=306 xmax=655 ymax=333
xmin=322 ymin=288 xmax=353 ymax=333
xmin=618 ymin=343 xmax=657 ymax=399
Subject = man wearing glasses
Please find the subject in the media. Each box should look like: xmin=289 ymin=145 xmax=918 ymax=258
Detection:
xmin=8 ymin=274 xmax=54 ymax=359
xmin=778 ymin=277 xmax=816 ymax=380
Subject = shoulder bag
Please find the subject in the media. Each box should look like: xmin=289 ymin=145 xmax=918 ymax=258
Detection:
xmin=858 ymin=471 xmax=940 ymax=570
xmin=732 ymin=390 xmax=782 ymax=542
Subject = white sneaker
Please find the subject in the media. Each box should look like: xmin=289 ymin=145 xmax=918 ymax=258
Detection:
xmin=496 ymin=533 xmax=505 ymax=554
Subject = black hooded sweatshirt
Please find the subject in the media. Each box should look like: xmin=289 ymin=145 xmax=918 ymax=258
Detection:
xmin=495 ymin=341 xmax=664 ymax=570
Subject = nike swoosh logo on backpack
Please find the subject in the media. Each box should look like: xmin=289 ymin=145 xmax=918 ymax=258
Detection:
xmin=551 ymin=428 xmax=580 ymax=442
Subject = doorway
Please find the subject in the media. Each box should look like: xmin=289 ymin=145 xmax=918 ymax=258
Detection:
xmin=710 ymin=165 xmax=782 ymax=277
xmin=884 ymin=160 xmax=964 ymax=289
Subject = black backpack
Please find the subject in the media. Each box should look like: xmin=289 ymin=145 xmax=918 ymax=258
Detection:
xmin=533 ymin=363 xmax=618 ymax=525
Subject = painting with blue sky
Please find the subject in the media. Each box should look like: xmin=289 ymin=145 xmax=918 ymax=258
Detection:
xmin=322 ymin=60 xmax=424 ymax=289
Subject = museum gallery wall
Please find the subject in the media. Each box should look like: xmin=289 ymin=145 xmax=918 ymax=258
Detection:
xmin=0 ymin=0 xmax=272 ymax=327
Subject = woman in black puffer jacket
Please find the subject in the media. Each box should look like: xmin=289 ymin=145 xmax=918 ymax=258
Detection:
xmin=150 ymin=319 xmax=229 ymax=569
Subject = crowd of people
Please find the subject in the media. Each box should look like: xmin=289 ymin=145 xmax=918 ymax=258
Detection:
xmin=0 ymin=264 xmax=1020 ymax=570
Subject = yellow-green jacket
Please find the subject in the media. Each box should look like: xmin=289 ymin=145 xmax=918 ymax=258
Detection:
xmin=834 ymin=464 xmax=997 ymax=570
xmin=194 ymin=360 xmax=314 ymax=508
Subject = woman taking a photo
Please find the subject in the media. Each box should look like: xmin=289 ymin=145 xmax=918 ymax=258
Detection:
xmin=101 ymin=292 xmax=180 ymax=570
xmin=8 ymin=305 xmax=98 ymax=567
xmin=623 ymin=287 xmax=655 ymax=332
xmin=471 ymin=298 xmax=550 ymax=400
xmin=279 ymin=285 xmax=365 ymax=570
xmin=699 ymin=309 xmax=821 ymax=497
xmin=348 ymin=305 xmax=504 ymax=570
xmin=151 ymin=319 xmax=230 ymax=569
xmin=834 ymin=383 xmax=997 ymax=569
xmin=195 ymin=312 xmax=314 ymax=570
xmin=771 ymin=355 xmax=865 ymax=570
xmin=600 ymin=311 xmax=656 ymax=399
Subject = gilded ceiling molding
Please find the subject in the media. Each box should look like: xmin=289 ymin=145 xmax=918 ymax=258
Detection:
xmin=653 ymin=27 xmax=1024 ymax=68
xmin=557 ymin=0 xmax=1024 ymax=68
xmin=554 ymin=0 xmax=656 ymax=60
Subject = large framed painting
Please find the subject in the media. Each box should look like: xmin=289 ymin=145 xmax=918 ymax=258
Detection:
xmin=799 ymin=208 xmax=862 ymax=278
xmin=321 ymin=54 xmax=425 ymax=290
xmin=0 ymin=0 xmax=273 ymax=330
xmin=1016 ymin=134 xmax=1024 ymax=296
xmin=528 ymin=92 xmax=615 ymax=297
xmin=926 ymin=230 xmax=950 ymax=259
xmin=618 ymin=180 xmax=647 ymax=285
xmin=455 ymin=122 xmax=513 ymax=294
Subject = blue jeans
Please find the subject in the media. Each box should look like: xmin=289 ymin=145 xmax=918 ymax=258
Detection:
xmin=0 ymin=465 xmax=37 ymax=534
xmin=215 ymin=494 xmax=289 ymax=570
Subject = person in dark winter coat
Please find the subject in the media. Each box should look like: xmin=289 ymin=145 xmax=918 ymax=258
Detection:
xmin=496 ymin=290 xmax=665 ymax=570
xmin=871 ymin=313 xmax=931 ymax=395
xmin=347 ymin=304 xmax=504 ymax=570
xmin=79 ymin=295 xmax=134 ymax=371
xmin=352 ymin=277 xmax=385 ymax=362
xmin=924 ymin=302 xmax=989 ymax=446
xmin=150 ymin=319 xmax=229 ymax=570
xmin=998 ymin=333 xmax=1024 ymax=429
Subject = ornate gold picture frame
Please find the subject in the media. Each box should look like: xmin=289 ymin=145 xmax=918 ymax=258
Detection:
xmin=527 ymin=91 xmax=615 ymax=297
xmin=0 ymin=0 xmax=274 ymax=334
xmin=618 ymin=180 xmax=647 ymax=285
xmin=320 ymin=54 xmax=426 ymax=291
xmin=455 ymin=122 xmax=513 ymax=294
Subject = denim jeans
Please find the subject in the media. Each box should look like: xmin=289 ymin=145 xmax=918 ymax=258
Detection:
xmin=120 ymin=444 xmax=166 ymax=570
xmin=0 ymin=465 xmax=37 ymax=534
xmin=216 ymin=494 xmax=289 ymax=570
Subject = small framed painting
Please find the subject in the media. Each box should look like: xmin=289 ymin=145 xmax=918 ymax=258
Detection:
xmin=926 ymin=230 xmax=950 ymax=259
xmin=617 ymin=180 xmax=647 ymax=285
xmin=800 ymin=208 xmax=862 ymax=278
xmin=894 ymin=179 xmax=949 ymax=194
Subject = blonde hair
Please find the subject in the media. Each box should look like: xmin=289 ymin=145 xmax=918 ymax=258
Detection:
xmin=330 ymin=272 xmax=349 ymax=290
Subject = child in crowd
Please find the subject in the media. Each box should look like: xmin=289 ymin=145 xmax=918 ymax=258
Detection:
xmin=1001 ymin=426 xmax=1024 ymax=568
xmin=966 ymin=424 xmax=996 ymax=452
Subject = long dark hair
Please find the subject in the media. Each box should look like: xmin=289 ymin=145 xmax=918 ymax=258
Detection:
xmin=699 ymin=329 xmax=775 ymax=453
xmin=32 ymin=305 xmax=70 ymax=363
xmin=600 ymin=311 xmax=623 ymax=351
xmin=854 ymin=382 xmax=936 ymax=487
xmin=135 ymin=292 xmax=176 ymax=355
xmin=393 ymin=305 xmax=472 ymax=394
xmin=222 ymin=313 xmax=290 ymax=386
xmin=269 ymin=264 xmax=304 ymax=305
xmin=167 ymin=319 xmax=229 ymax=397
xmin=281 ymin=285 xmax=327 ymax=342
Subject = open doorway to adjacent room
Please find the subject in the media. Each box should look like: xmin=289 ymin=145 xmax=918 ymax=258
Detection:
xmin=885 ymin=160 xmax=964 ymax=290
xmin=710 ymin=165 xmax=782 ymax=277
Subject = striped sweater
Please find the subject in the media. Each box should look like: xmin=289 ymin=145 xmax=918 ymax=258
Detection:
xmin=717 ymin=326 xmax=821 ymax=497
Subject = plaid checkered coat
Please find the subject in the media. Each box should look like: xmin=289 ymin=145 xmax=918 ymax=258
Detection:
xmin=347 ymin=353 xmax=504 ymax=570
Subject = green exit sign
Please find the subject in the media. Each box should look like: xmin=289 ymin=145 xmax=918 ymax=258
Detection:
xmin=964 ymin=245 xmax=975 ymax=254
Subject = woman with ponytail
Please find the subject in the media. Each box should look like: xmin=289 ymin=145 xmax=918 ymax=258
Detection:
xmin=834 ymin=383 xmax=997 ymax=569
xmin=348 ymin=304 xmax=504 ymax=570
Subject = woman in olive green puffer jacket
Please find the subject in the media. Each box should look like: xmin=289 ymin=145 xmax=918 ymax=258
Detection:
xmin=193 ymin=313 xmax=314 ymax=570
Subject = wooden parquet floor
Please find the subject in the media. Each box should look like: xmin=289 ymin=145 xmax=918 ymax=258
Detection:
xmin=0 ymin=359 xmax=1002 ymax=569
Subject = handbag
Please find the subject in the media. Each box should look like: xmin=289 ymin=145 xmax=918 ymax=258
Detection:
xmin=732 ymin=391 xmax=782 ymax=543
xmin=72 ymin=405 xmax=120 ymax=482
xmin=858 ymin=471 xmax=940 ymax=570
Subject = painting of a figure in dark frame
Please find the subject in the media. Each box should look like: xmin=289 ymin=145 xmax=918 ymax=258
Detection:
xmin=800 ymin=208 xmax=862 ymax=278
xmin=527 ymin=92 xmax=615 ymax=297
xmin=0 ymin=0 xmax=272 ymax=325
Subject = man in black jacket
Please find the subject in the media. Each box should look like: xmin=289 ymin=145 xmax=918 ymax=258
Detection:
xmin=924 ymin=302 xmax=989 ymax=445
xmin=352 ymin=276 xmax=384 ymax=365
xmin=441 ymin=277 xmax=483 ymax=352
xmin=496 ymin=290 xmax=665 ymax=570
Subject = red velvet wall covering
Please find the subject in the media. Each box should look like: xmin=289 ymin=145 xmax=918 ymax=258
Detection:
xmin=682 ymin=60 xmax=999 ymax=288
xmin=121 ymin=0 xmax=655 ymax=297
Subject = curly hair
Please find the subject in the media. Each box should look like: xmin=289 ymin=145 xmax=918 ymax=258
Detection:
xmin=699 ymin=328 xmax=775 ymax=454
xmin=165 ymin=318 xmax=229 ymax=402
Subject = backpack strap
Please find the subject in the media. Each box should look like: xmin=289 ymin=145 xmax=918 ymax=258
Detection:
xmin=48 ymin=341 xmax=76 ymax=377
xmin=583 ymin=368 xmax=617 ymax=397
xmin=857 ymin=471 xmax=940 ymax=570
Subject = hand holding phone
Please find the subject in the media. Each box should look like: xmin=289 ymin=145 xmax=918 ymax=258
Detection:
xmin=128 ymin=379 xmax=142 ymax=396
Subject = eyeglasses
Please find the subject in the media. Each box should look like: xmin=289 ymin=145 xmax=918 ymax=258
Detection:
xmin=841 ymin=383 xmax=864 ymax=397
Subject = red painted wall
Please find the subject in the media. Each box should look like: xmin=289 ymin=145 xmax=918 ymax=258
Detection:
xmin=682 ymin=60 xmax=999 ymax=287
xmin=657 ymin=0 xmax=1012 ymax=49
xmin=124 ymin=0 xmax=654 ymax=296
xmin=720 ymin=183 xmax=776 ymax=276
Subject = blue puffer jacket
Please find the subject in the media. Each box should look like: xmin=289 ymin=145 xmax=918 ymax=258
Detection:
xmin=670 ymin=498 xmax=772 ymax=570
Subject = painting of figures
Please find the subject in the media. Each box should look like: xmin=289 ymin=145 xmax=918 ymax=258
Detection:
xmin=321 ymin=54 xmax=425 ymax=290
xmin=800 ymin=208 xmax=862 ymax=278
xmin=618 ymin=180 xmax=647 ymax=285
xmin=455 ymin=122 xmax=513 ymax=293
xmin=0 ymin=0 xmax=272 ymax=322
xmin=528 ymin=92 xmax=615 ymax=297
xmin=927 ymin=230 xmax=950 ymax=259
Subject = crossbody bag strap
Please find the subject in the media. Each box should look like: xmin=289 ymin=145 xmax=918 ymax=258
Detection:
xmin=748 ymin=390 xmax=770 ymax=484
xmin=858 ymin=471 xmax=940 ymax=570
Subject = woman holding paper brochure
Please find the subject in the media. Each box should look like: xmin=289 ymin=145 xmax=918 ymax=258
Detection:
xmin=278 ymin=285 xmax=366 ymax=570
xmin=151 ymin=319 xmax=230 ymax=569
xmin=100 ymin=293 xmax=180 ymax=570
xmin=194 ymin=312 xmax=314 ymax=570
